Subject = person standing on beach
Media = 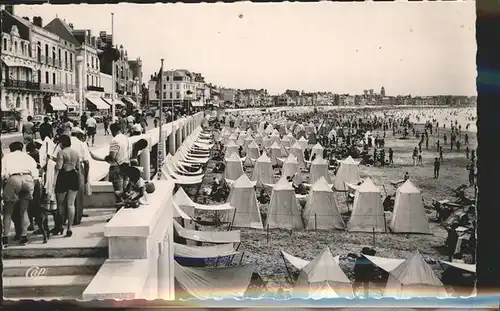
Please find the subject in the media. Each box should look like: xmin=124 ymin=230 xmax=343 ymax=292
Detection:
xmin=388 ymin=148 xmax=394 ymax=166
xmin=436 ymin=140 xmax=440 ymax=151
xmin=444 ymin=134 xmax=447 ymax=145
xmin=439 ymin=147 xmax=444 ymax=162
xmin=434 ymin=157 xmax=440 ymax=178
xmin=464 ymin=133 xmax=469 ymax=145
xmin=412 ymin=147 xmax=418 ymax=166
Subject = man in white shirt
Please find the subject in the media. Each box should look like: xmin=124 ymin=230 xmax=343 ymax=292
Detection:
xmin=1 ymin=142 xmax=39 ymax=247
xmin=86 ymin=113 xmax=98 ymax=147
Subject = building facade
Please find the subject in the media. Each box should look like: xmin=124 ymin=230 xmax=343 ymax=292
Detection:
xmin=1 ymin=9 xmax=80 ymax=131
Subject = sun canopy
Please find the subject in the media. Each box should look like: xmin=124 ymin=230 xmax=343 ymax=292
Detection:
xmin=440 ymin=261 xmax=476 ymax=273
xmin=173 ymin=220 xmax=241 ymax=243
xmin=174 ymin=262 xmax=255 ymax=299
xmin=49 ymin=97 xmax=67 ymax=111
xmin=174 ymin=243 xmax=239 ymax=259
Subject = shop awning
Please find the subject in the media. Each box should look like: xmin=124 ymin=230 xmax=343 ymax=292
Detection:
xmin=49 ymin=97 xmax=68 ymax=111
xmin=1 ymin=58 xmax=35 ymax=71
xmin=103 ymin=98 xmax=125 ymax=107
xmin=86 ymin=97 xmax=110 ymax=110
xmin=61 ymin=98 xmax=79 ymax=109
xmin=122 ymin=96 xmax=137 ymax=107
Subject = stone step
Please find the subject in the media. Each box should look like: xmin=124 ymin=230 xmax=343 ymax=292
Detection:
xmin=3 ymin=257 xmax=106 ymax=277
xmin=3 ymin=241 xmax=108 ymax=259
xmin=3 ymin=275 xmax=94 ymax=300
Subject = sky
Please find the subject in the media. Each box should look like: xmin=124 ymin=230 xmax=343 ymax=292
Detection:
xmin=15 ymin=2 xmax=476 ymax=96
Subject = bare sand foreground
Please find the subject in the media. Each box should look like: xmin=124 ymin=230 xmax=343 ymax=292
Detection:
xmin=184 ymin=121 xmax=477 ymax=294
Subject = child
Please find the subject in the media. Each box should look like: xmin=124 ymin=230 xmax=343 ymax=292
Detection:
xmin=121 ymin=166 xmax=146 ymax=208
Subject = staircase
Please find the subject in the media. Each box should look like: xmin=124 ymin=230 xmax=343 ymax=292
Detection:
xmin=3 ymin=208 xmax=114 ymax=300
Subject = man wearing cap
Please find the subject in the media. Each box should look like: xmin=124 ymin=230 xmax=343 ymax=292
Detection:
xmin=53 ymin=127 xmax=90 ymax=225
xmin=2 ymin=141 xmax=39 ymax=247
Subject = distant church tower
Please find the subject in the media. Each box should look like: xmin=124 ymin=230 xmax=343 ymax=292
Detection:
xmin=381 ymin=86 xmax=386 ymax=97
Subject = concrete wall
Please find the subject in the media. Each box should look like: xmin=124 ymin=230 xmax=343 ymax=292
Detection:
xmin=82 ymin=112 xmax=205 ymax=300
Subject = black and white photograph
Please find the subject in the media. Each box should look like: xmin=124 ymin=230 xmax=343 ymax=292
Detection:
xmin=0 ymin=0 xmax=488 ymax=305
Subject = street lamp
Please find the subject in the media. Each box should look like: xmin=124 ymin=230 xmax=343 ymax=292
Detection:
xmin=134 ymin=76 xmax=139 ymax=108
xmin=76 ymin=55 xmax=84 ymax=116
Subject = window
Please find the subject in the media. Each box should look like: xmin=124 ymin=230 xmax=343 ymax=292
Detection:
xmin=65 ymin=51 xmax=68 ymax=66
xmin=58 ymin=48 xmax=61 ymax=64
xmin=176 ymin=84 xmax=179 ymax=90
xmin=163 ymin=92 xmax=166 ymax=99
xmin=2 ymin=38 xmax=6 ymax=50
xmin=52 ymin=72 xmax=56 ymax=84
xmin=37 ymin=70 xmax=41 ymax=83
xmin=176 ymin=92 xmax=180 ymax=99
xmin=21 ymin=43 xmax=24 ymax=55
xmin=45 ymin=71 xmax=49 ymax=83
xmin=45 ymin=44 xmax=48 ymax=59
xmin=166 ymin=76 xmax=169 ymax=81
xmin=170 ymin=92 xmax=173 ymax=99
xmin=14 ymin=41 xmax=17 ymax=53
xmin=91 ymin=76 xmax=94 ymax=86
xmin=163 ymin=84 xmax=166 ymax=90
xmin=70 ymin=53 xmax=73 ymax=68
xmin=87 ymin=75 xmax=89 ymax=86
xmin=170 ymin=83 xmax=173 ymax=89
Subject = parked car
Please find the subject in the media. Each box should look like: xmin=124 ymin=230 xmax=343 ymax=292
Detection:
xmin=1 ymin=117 xmax=17 ymax=133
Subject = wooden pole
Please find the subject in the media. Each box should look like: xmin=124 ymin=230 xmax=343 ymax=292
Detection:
xmin=238 ymin=251 xmax=245 ymax=265
xmin=229 ymin=208 xmax=237 ymax=231
xmin=383 ymin=211 xmax=388 ymax=233
xmin=266 ymin=224 xmax=269 ymax=243
xmin=280 ymin=252 xmax=294 ymax=284
xmin=315 ymin=213 xmax=317 ymax=232
xmin=372 ymin=227 xmax=376 ymax=247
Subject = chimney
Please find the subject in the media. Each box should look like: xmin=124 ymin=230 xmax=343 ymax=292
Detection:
xmin=69 ymin=23 xmax=74 ymax=29
xmin=33 ymin=16 xmax=43 ymax=28
xmin=5 ymin=5 xmax=14 ymax=16
xmin=23 ymin=17 xmax=30 ymax=22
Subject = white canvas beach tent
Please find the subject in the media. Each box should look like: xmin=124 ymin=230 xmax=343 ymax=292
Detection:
xmin=303 ymin=177 xmax=345 ymax=230
xmin=265 ymin=176 xmax=304 ymax=229
xmin=309 ymin=156 xmax=332 ymax=184
xmin=225 ymin=140 xmax=239 ymax=157
xmin=290 ymin=142 xmax=306 ymax=168
xmin=384 ymin=252 xmax=448 ymax=298
xmin=293 ymin=247 xmax=354 ymax=298
xmin=333 ymin=156 xmax=361 ymax=191
xmin=270 ymin=132 xmax=281 ymax=145
xmin=286 ymin=132 xmax=296 ymax=146
xmin=348 ymin=178 xmax=387 ymax=233
xmin=227 ymin=174 xmax=263 ymax=229
xmin=269 ymin=141 xmax=281 ymax=166
xmin=282 ymin=154 xmax=303 ymax=185
xmin=224 ymin=152 xmax=244 ymax=181
xmin=251 ymin=153 xmax=275 ymax=185
xmin=281 ymin=134 xmax=292 ymax=148
xmin=246 ymin=141 xmax=260 ymax=160
xmin=310 ymin=143 xmax=324 ymax=160
xmin=254 ymin=132 xmax=263 ymax=146
xmin=389 ymin=180 xmax=431 ymax=234
xmin=262 ymin=135 xmax=272 ymax=148
xmin=297 ymin=136 xmax=308 ymax=150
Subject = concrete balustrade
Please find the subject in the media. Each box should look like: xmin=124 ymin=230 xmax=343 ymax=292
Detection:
xmin=82 ymin=112 xmax=205 ymax=300
xmin=82 ymin=179 xmax=175 ymax=300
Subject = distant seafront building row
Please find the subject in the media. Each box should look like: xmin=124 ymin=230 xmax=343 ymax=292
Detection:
xmin=0 ymin=4 xmax=143 ymax=131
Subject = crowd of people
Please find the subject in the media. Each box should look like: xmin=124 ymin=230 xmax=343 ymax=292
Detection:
xmin=1 ymin=108 xmax=153 ymax=247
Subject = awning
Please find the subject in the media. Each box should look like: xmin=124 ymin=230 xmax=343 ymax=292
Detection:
xmin=122 ymin=96 xmax=137 ymax=107
xmin=2 ymin=58 xmax=35 ymax=71
xmin=173 ymin=220 xmax=240 ymax=243
xmin=86 ymin=97 xmax=110 ymax=110
xmin=61 ymin=98 xmax=79 ymax=109
xmin=174 ymin=243 xmax=239 ymax=259
xmin=49 ymin=97 xmax=68 ymax=111
xmin=191 ymin=101 xmax=204 ymax=107
xmin=174 ymin=262 xmax=255 ymax=299
xmin=103 ymin=98 xmax=125 ymax=107
xmin=440 ymin=261 xmax=476 ymax=273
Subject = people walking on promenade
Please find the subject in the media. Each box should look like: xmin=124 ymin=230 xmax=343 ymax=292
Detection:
xmin=22 ymin=116 xmax=35 ymax=145
xmin=2 ymin=142 xmax=39 ymax=247
xmin=86 ymin=113 xmax=98 ymax=147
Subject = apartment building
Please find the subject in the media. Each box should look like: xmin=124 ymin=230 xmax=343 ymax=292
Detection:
xmin=1 ymin=9 xmax=80 ymax=127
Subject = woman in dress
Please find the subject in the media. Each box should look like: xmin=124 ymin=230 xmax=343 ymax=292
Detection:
xmin=53 ymin=135 xmax=80 ymax=237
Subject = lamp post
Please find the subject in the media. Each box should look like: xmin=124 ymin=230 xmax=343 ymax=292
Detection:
xmin=134 ymin=76 xmax=139 ymax=108
xmin=76 ymin=55 xmax=84 ymax=116
xmin=111 ymin=12 xmax=116 ymax=123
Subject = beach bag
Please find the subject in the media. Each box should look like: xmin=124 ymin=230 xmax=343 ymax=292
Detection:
xmin=84 ymin=181 xmax=92 ymax=196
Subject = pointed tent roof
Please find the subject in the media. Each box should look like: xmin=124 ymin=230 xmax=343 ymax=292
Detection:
xmin=311 ymin=156 xmax=328 ymax=166
xmin=270 ymin=141 xmax=281 ymax=149
xmin=312 ymin=143 xmax=324 ymax=151
xmin=301 ymin=247 xmax=350 ymax=284
xmin=398 ymin=179 xmax=420 ymax=193
xmin=389 ymin=253 xmax=443 ymax=287
xmin=298 ymin=136 xmax=308 ymax=142
xmin=282 ymin=135 xmax=291 ymax=142
xmin=341 ymin=156 xmax=358 ymax=165
xmin=233 ymin=173 xmax=254 ymax=188
xmin=274 ymin=176 xmax=293 ymax=191
xmin=311 ymin=176 xmax=333 ymax=192
xmin=227 ymin=140 xmax=238 ymax=147
xmin=291 ymin=142 xmax=302 ymax=149
xmin=284 ymin=154 xmax=298 ymax=164
xmin=226 ymin=152 xmax=241 ymax=162
xmin=256 ymin=152 xmax=271 ymax=163
xmin=357 ymin=177 xmax=380 ymax=193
